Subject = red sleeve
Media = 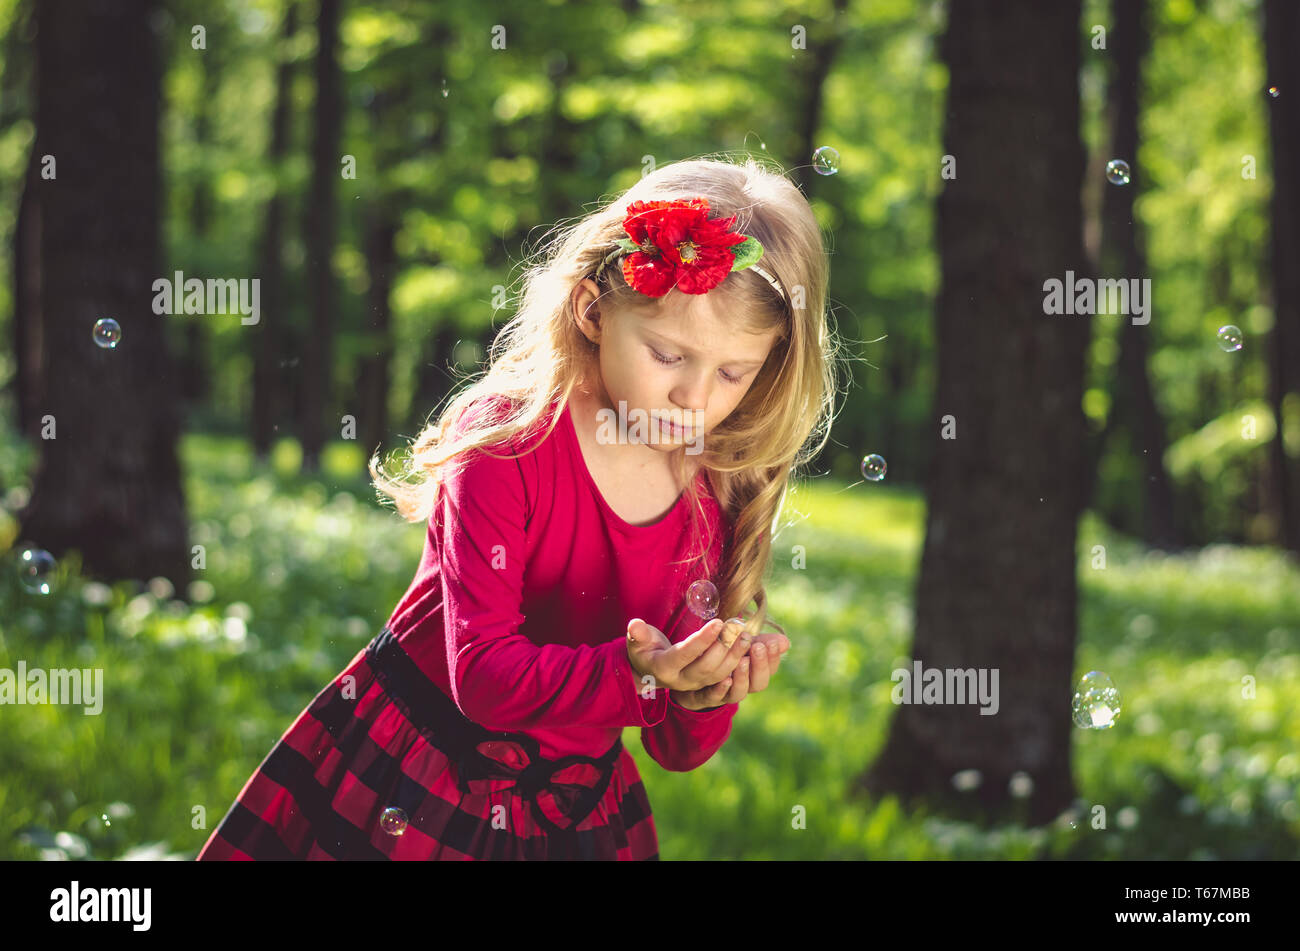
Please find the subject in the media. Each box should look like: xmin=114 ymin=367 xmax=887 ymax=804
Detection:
xmin=640 ymin=690 xmax=738 ymax=771
xmin=437 ymin=409 xmax=669 ymax=732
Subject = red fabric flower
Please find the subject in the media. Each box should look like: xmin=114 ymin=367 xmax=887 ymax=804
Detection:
xmin=618 ymin=198 xmax=747 ymax=297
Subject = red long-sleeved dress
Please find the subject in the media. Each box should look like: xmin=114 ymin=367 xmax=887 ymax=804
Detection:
xmin=196 ymin=393 xmax=736 ymax=860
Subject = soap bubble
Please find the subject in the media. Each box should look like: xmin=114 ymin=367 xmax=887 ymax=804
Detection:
xmin=686 ymin=579 xmax=719 ymax=620
xmin=379 ymin=806 xmax=408 ymax=836
xmin=1267 ymin=86 xmax=1279 ymax=99
xmin=812 ymin=146 xmax=840 ymax=176
xmin=1216 ymin=325 xmax=1243 ymax=352
xmin=860 ymin=454 xmax=887 ymax=482
xmin=1105 ymin=159 xmax=1131 ymax=185
xmin=92 ymin=318 xmax=122 ymax=349
xmin=19 ymin=548 xmax=56 ymax=595
xmin=1072 ymin=670 xmax=1121 ymax=729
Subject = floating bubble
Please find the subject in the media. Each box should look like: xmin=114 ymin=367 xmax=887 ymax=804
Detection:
xmin=1105 ymin=159 xmax=1131 ymax=185
xmin=379 ymin=806 xmax=408 ymax=836
xmin=950 ymin=768 xmax=982 ymax=792
xmin=1072 ymin=670 xmax=1121 ymax=729
xmin=100 ymin=814 xmax=111 ymax=828
xmin=812 ymin=146 xmax=840 ymax=176
xmin=686 ymin=579 xmax=719 ymax=620
xmin=19 ymin=548 xmax=56 ymax=595
xmin=92 ymin=318 xmax=122 ymax=349
xmin=1267 ymin=86 xmax=1279 ymax=99
xmin=1216 ymin=325 xmax=1243 ymax=352
xmin=860 ymin=454 xmax=887 ymax=482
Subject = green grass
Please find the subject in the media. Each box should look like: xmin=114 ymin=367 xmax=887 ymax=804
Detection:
xmin=1 ymin=434 xmax=1297 ymax=860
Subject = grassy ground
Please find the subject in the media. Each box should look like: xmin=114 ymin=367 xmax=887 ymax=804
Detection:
xmin=1 ymin=433 xmax=1297 ymax=860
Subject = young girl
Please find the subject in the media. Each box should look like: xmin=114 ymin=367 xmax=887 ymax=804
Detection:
xmin=196 ymin=155 xmax=839 ymax=861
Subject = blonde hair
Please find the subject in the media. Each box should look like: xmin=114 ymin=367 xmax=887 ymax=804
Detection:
xmin=369 ymin=154 xmax=845 ymax=641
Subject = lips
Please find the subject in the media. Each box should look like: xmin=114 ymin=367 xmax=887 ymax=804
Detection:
xmin=655 ymin=416 xmax=691 ymax=437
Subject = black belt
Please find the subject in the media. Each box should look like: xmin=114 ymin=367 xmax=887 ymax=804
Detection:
xmin=365 ymin=626 xmax=623 ymax=835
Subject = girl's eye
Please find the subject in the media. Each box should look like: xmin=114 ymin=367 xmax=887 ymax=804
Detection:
xmin=650 ymin=348 xmax=744 ymax=385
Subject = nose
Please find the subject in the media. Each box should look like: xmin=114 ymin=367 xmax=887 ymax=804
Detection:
xmin=670 ymin=372 xmax=711 ymax=419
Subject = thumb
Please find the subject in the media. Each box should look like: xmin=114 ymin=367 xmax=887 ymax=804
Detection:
xmin=626 ymin=618 xmax=645 ymax=645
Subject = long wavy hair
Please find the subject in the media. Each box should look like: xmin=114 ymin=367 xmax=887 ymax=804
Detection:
xmin=369 ymin=154 xmax=845 ymax=640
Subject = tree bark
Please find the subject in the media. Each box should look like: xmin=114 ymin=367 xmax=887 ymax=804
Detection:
xmin=19 ymin=0 xmax=188 ymax=590
xmin=855 ymin=0 xmax=1089 ymax=827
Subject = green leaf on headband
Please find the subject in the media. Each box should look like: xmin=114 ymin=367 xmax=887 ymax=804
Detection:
xmin=615 ymin=238 xmax=642 ymax=254
xmin=729 ymin=236 xmax=764 ymax=272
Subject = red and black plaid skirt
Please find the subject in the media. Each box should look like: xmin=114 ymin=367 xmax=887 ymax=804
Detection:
xmin=196 ymin=627 xmax=659 ymax=860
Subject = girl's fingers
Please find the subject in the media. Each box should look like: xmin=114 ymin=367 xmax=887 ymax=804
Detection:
xmin=747 ymin=644 xmax=770 ymax=692
xmin=683 ymin=620 xmax=747 ymax=681
xmin=671 ymin=619 xmax=726 ymax=667
xmin=728 ymin=657 xmax=750 ymax=702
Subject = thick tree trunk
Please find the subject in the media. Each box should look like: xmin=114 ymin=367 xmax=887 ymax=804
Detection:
xmin=252 ymin=2 xmax=298 ymax=461
xmin=19 ymin=0 xmax=188 ymax=590
xmin=855 ymin=0 xmax=1089 ymax=827
xmin=300 ymin=0 xmax=342 ymax=473
xmin=1264 ymin=0 xmax=1300 ymax=556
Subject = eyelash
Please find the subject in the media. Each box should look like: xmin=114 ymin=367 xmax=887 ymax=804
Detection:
xmin=650 ymin=348 xmax=744 ymax=385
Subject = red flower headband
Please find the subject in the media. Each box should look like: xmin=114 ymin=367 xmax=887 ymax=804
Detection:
xmin=593 ymin=197 xmax=788 ymax=303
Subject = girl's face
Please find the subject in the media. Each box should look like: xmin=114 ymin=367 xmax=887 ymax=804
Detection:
xmin=570 ymin=278 xmax=780 ymax=458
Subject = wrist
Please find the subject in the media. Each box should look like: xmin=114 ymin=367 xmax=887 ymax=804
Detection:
xmin=670 ymin=689 xmax=726 ymax=713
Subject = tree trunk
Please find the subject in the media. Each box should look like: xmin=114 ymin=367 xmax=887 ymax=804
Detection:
xmin=19 ymin=0 xmax=188 ymax=590
xmin=13 ymin=143 xmax=43 ymax=441
xmin=790 ymin=0 xmax=850 ymax=199
xmin=178 ymin=31 xmax=221 ymax=407
xmin=1103 ymin=0 xmax=1178 ymax=550
xmin=300 ymin=0 xmax=343 ymax=473
xmin=854 ymin=0 xmax=1089 ymax=828
xmin=358 ymin=204 xmax=397 ymax=459
xmin=411 ymin=325 xmax=460 ymax=431
xmin=252 ymin=1 xmax=298 ymax=461
xmin=1264 ymin=0 xmax=1300 ymax=556
xmin=5 ymin=0 xmax=38 ymax=443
